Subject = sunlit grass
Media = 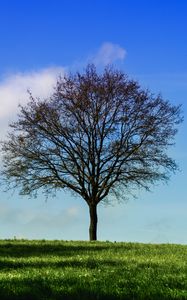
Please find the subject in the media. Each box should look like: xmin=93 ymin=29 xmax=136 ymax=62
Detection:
xmin=0 ymin=240 xmax=186 ymax=299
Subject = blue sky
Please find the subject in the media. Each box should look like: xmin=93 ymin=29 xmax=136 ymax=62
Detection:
xmin=0 ymin=0 xmax=186 ymax=243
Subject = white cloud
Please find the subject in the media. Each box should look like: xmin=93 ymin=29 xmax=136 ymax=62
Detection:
xmin=0 ymin=43 xmax=126 ymax=137
xmin=0 ymin=66 xmax=65 ymax=138
xmin=92 ymin=42 xmax=127 ymax=66
xmin=0 ymin=199 xmax=82 ymax=239
xmin=24 ymin=206 xmax=80 ymax=228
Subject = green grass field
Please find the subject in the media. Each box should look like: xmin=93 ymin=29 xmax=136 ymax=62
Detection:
xmin=0 ymin=240 xmax=186 ymax=299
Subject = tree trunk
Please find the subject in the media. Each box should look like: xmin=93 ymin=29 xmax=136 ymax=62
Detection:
xmin=89 ymin=203 xmax=98 ymax=241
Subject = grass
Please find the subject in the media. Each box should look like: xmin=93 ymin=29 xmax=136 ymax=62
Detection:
xmin=0 ymin=240 xmax=186 ymax=299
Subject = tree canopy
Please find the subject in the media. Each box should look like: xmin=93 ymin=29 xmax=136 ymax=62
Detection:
xmin=1 ymin=65 xmax=182 ymax=240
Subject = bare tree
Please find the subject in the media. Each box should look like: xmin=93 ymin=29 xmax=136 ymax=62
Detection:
xmin=1 ymin=65 xmax=182 ymax=240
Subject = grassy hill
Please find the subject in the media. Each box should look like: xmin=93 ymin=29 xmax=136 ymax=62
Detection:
xmin=0 ymin=240 xmax=186 ymax=299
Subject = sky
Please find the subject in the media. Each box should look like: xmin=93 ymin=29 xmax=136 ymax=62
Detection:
xmin=0 ymin=0 xmax=186 ymax=244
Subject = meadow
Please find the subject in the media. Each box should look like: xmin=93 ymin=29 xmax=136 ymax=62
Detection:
xmin=0 ymin=239 xmax=186 ymax=299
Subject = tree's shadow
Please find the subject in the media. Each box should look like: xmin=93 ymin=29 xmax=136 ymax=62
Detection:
xmin=0 ymin=240 xmax=133 ymax=258
xmin=0 ymin=241 xmax=137 ymax=300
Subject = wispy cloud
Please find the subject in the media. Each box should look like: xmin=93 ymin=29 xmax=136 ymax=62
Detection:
xmin=0 ymin=200 xmax=80 ymax=239
xmin=92 ymin=42 xmax=127 ymax=66
xmin=0 ymin=43 xmax=126 ymax=137
xmin=0 ymin=66 xmax=65 ymax=138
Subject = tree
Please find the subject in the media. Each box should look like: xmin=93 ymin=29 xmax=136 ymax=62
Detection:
xmin=1 ymin=65 xmax=182 ymax=240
